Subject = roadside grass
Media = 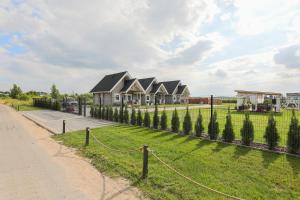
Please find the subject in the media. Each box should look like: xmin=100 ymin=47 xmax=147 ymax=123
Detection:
xmin=54 ymin=125 xmax=300 ymax=200
xmin=146 ymin=106 xmax=300 ymax=147
xmin=0 ymin=97 xmax=42 ymax=111
xmin=18 ymin=105 xmax=43 ymax=111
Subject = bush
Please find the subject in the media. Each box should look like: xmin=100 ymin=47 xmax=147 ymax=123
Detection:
xmin=240 ymin=113 xmax=254 ymax=146
xmin=124 ymin=105 xmax=129 ymax=124
xmin=222 ymin=109 xmax=235 ymax=142
xmin=17 ymin=94 xmax=30 ymax=101
xmin=108 ymin=107 xmax=113 ymax=121
xmin=171 ymin=109 xmax=180 ymax=133
xmin=208 ymin=110 xmax=219 ymax=140
xmin=113 ymin=107 xmax=119 ymax=122
xmin=143 ymin=110 xmax=151 ymax=128
xmin=153 ymin=104 xmax=159 ymax=129
xmin=287 ymin=110 xmax=300 ymax=154
xmin=137 ymin=109 xmax=143 ymax=126
xmin=264 ymin=113 xmax=279 ymax=150
xmin=183 ymin=107 xmax=192 ymax=135
xmin=160 ymin=109 xmax=167 ymax=130
xmin=195 ymin=110 xmax=204 ymax=137
xmin=131 ymin=108 xmax=137 ymax=125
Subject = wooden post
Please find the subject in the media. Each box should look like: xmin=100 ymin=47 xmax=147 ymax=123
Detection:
xmin=84 ymin=98 xmax=86 ymax=117
xmin=142 ymin=145 xmax=149 ymax=179
xmin=62 ymin=120 xmax=66 ymax=134
xmin=85 ymin=127 xmax=90 ymax=146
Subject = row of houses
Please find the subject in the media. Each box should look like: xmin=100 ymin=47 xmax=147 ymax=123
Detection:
xmin=90 ymin=71 xmax=190 ymax=106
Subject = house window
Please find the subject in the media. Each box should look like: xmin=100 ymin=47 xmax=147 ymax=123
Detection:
xmin=128 ymin=95 xmax=132 ymax=101
xmin=173 ymin=96 xmax=176 ymax=101
xmin=115 ymin=94 xmax=120 ymax=101
xmin=146 ymin=95 xmax=150 ymax=101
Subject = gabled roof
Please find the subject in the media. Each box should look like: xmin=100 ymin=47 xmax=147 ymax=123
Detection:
xmin=161 ymin=80 xmax=181 ymax=94
xmin=138 ymin=77 xmax=156 ymax=91
xmin=120 ymin=79 xmax=136 ymax=92
xmin=90 ymin=71 xmax=128 ymax=93
xmin=176 ymin=85 xmax=187 ymax=95
xmin=150 ymin=83 xmax=168 ymax=94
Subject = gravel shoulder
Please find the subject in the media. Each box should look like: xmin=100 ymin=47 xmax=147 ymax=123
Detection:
xmin=0 ymin=105 xmax=144 ymax=200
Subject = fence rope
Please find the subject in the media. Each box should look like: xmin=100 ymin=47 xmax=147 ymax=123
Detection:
xmin=149 ymin=149 xmax=244 ymax=200
xmin=90 ymin=132 xmax=142 ymax=154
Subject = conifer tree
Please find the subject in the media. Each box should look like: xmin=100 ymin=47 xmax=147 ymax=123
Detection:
xmin=113 ymin=107 xmax=119 ymax=122
xmin=160 ymin=109 xmax=167 ymax=130
xmin=124 ymin=105 xmax=129 ymax=124
xmin=208 ymin=110 xmax=219 ymax=140
xmin=105 ymin=106 xmax=109 ymax=120
xmin=264 ymin=113 xmax=279 ymax=150
xmin=97 ymin=106 xmax=102 ymax=119
xmin=143 ymin=110 xmax=151 ymax=128
xmin=183 ymin=107 xmax=192 ymax=135
xmin=94 ymin=106 xmax=98 ymax=118
xmin=195 ymin=110 xmax=204 ymax=137
xmin=287 ymin=110 xmax=300 ymax=154
xmin=108 ymin=107 xmax=113 ymax=121
xmin=137 ymin=109 xmax=143 ymax=126
xmin=153 ymin=104 xmax=159 ymax=129
xmin=222 ymin=108 xmax=235 ymax=142
xmin=131 ymin=108 xmax=137 ymax=125
xmin=102 ymin=106 xmax=106 ymax=119
xmin=171 ymin=109 xmax=180 ymax=133
xmin=119 ymin=104 xmax=124 ymax=123
xmin=240 ymin=113 xmax=254 ymax=146
xmin=90 ymin=106 xmax=94 ymax=118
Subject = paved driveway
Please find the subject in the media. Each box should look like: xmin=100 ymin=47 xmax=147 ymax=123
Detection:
xmin=22 ymin=110 xmax=114 ymax=134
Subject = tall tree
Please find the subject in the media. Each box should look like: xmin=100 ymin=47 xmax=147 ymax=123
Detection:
xmin=9 ymin=84 xmax=22 ymax=99
xmin=240 ymin=113 xmax=254 ymax=146
xmin=124 ymin=105 xmax=129 ymax=124
xmin=153 ymin=104 xmax=159 ymax=129
xmin=160 ymin=109 xmax=167 ymax=130
xmin=183 ymin=107 xmax=192 ymax=135
xmin=137 ymin=109 xmax=143 ymax=126
xmin=113 ymin=107 xmax=119 ymax=122
xmin=222 ymin=108 xmax=235 ymax=142
xmin=50 ymin=84 xmax=60 ymax=99
xmin=143 ymin=110 xmax=151 ymax=128
xmin=195 ymin=110 xmax=204 ymax=137
xmin=287 ymin=110 xmax=300 ymax=154
xmin=264 ymin=113 xmax=279 ymax=150
xmin=171 ymin=109 xmax=180 ymax=133
xmin=208 ymin=110 xmax=219 ymax=140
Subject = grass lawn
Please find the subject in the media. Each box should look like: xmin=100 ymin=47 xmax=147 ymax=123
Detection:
xmin=146 ymin=104 xmax=300 ymax=147
xmin=54 ymin=125 xmax=300 ymax=200
xmin=0 ymin=97 xmax=43 ymax=111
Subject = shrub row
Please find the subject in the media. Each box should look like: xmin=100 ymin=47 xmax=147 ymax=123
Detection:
xmin=90 ymin=104 xmax=300 ymax=155
xmin=33 ymin=98 xmax=61 ymax=111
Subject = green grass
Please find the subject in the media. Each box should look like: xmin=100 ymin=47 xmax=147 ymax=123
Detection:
xmin=18 ymin=104 xmax=43 ymax=111
xmin=0 ymin=97 xmax=44 ymax=111
xmin=54 ymin=125 xmax=300 ymax=200
xmin=146 ymin=105 xmax=300 ymax=147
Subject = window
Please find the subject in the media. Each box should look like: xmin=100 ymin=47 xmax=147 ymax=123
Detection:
xmin=173 ymin=96 xmax=176 ymax=101
xmin=146 ymin=95 xmax=150 ymax=101
xmin=115 ymin=94 xmax=120 ymax=101
xmin=127 ymin=95 xmax=131 ymax=101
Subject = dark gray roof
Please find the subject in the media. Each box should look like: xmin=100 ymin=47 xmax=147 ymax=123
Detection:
xmin=177 ymin=85 xmax=187 ymax=94
xmin=120 ymin=79 xmax=136 ymax=92
xmin=90 ymin=71 xmax=127 ymax=93
xmin=162 ymin=80 xmax=180 ymax=94
xmin=150 ymin=83 xmax=163 ymax=94
xmin=138 ymin=77 xmax=155 ymax=90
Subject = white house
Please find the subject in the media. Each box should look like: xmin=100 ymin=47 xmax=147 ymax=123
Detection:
xmin=286 ymin=93 xmax=300 ymax=109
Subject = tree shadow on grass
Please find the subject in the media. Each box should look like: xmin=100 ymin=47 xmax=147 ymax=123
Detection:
xmin=152 ymin=131 xmax=171 ymax=139
xmin=212 ymin=142 xmax=229 ymax=153
xmin=232 ymin=145 xmax=251 ymax=159
xmin=286 ymin=154 xmax=300 ymax=176
xmin=261 ymin=150 xmax=280 ymax=169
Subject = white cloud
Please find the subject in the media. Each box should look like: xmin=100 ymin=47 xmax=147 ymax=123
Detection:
xmin=274 ymin=44 xmax=300 ymax=69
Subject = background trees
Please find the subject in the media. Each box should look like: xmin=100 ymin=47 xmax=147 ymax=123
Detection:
xmin=9 ymin=84 xmax=22 ymax=99
xmin=50 ymin=84 xmax=60 ymax=99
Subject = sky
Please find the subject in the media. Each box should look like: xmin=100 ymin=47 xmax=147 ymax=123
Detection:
xmin=0 ymin=0 xmax=300 ymax=96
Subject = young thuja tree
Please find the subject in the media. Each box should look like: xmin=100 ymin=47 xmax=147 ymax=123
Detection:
xmin=108 ymin=107 xmax=113 ymax=121
xmin=183 ymin=107 xmax=192 ymax=135
xmin=264 ymin=113 xmax=279 ymax=150
xmin=287 ymin=110 xmax=300 ymax=154
xmin=119 ymin=104 xmax=124 ymax=123
xmin=137 ymin=109 xmax=143 ymax=126
xmin=131 ymin=108 xmax=137 ymax=125
xmin=153 ymin=104 xmax=159 ymax=129
xmin=101 ymin=106 xmax=106 ymax=119
xmin=105 ymin=106 xmax=109 ymax=120
xmin=160 ymin=109 xmax=167 ymax=130
xmin=240 ymin=113 xmax=254 ymax=146
xmin=124 ymin=105 xmax=129 ymax=124
xmin=222 ymin=108 xmax=235 ymax=143
xmin=208 ymin=110 xmax=219 ymax=140
xmin=113 ymin=107 xmax=119 ymax=122
xmin=90 ymin=106 xmax=94 ymax=118
xmin=171 ymin=109 xmax=180 ymax=133
xmin=195 ymin=110 xmax=204 ymax=137
xmin=143 ymin=110 xmax=151 ymax=128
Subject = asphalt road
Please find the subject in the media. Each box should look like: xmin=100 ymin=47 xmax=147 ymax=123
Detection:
xmin=0 ymin=105 xmax=143 ymax=200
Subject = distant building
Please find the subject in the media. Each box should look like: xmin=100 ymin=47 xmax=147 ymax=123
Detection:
xmin=0 ymin=91 xmax=10 ymax=96
xmin=235 ymin=90 xmax=282 ymax=112
xmin=286 ymin=93 xmax=300 ymax=109
xmin=90 ymin=71 xmax=190 ymax=106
